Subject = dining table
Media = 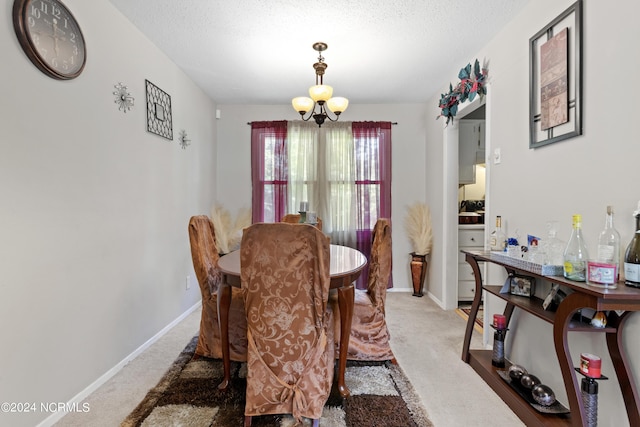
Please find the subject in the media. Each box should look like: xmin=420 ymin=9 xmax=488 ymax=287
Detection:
xmin=217 ymin=244 xmax=367 ymax=398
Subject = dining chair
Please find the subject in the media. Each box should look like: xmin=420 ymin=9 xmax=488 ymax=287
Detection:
xmin=240 ymin=223 xmax=333 ymax=427
xmin=281 ymin=213 xmax=323 ymax=230
xmin=188 ymin=215 xmax=247 ymax=361
xmin=331 ymin=218 xmax=395 ymax=361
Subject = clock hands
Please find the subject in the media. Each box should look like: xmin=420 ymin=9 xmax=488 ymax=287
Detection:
xmin=52 ymin=18 xmax=60 ymax=55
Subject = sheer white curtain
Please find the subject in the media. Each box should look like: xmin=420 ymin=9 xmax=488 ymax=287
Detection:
xmin=319 ymin=122 xmax=357 ymax=247
xmin=287 ymin=121 xmax=356 ymax=247
xmin=287 ymin=121 xmax=318 ymax=219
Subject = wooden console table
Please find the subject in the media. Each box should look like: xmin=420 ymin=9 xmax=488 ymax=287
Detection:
xmin=461 ymin=250 xmax=640 ymax=427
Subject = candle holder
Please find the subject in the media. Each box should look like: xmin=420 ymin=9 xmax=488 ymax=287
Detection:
xmin=491 ymin=325 xmax=508 ymax=368
xmin=574 ymin=368 xmax=608 ymax=427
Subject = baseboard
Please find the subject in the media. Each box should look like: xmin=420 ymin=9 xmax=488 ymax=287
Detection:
xmin=36 ymin=301 xmax=202 ymax=427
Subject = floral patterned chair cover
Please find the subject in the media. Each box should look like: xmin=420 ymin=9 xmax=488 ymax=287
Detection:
xmin=331 ymin=218 xmax=395 ymax=361
xmin=240 ymin=223 xmax=333 ymax=426
xmin=188 ymin=215 xmax=247 ymax=361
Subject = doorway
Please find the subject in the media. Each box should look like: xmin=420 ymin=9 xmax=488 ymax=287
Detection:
xmin=442 ymin=96 xmax=489 ymax=310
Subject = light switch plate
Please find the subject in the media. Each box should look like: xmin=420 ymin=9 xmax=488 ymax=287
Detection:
xmin=494 ymin=148 xmax=501 ymax=164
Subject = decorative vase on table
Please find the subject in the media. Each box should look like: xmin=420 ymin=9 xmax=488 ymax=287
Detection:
xmin=410 ymin=252 xmax=428 ymax=297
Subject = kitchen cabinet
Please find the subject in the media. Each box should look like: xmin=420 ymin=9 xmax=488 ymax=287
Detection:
xmin=458 ymin=225 xmax=484 ymax=301
xmin=459 ymin=120 xmax=486 ymax=184
xmin=460 ymin=250 xmax=640 ymax=427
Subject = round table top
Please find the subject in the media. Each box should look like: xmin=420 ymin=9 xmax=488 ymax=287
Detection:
xmin=218 ymin=244 xmax=367 ymax=279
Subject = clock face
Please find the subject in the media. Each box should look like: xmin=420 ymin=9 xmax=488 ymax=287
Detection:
xmin=13 ymin=0 xmax=86 ymax=80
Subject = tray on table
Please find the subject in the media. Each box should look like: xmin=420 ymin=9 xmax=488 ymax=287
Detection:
xmin=497 ymin=370 xmax=570 ymax=414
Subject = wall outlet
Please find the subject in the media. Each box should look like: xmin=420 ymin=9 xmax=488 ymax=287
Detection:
xmin=185 ymin=275 xmax=191 ymax=290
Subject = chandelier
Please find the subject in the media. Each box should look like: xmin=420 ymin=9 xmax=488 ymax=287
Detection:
xmin=292 ymin=42 xmax=349 ymax=127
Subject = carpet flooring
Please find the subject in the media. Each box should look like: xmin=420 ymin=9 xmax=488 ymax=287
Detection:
xmin=455 ymin=307 xmax=484 ymax=332
xmin=121 ymin=336 xmax=433 ymax=427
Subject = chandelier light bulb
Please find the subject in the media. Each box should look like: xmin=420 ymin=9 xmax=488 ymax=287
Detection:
xmin=309 ymin=85 xmax=333 ymax=102
xmin=327 ymin=97 xmax=349 ymax=113
xmin=292 ymin=97 xmax=314 ymax=114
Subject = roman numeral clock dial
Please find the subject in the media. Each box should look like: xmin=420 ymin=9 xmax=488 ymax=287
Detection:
xmin=13 ymin=0 xmax=86 ymax=80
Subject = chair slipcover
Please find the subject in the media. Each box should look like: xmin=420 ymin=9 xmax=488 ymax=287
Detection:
xmin=281 ymin=213 xmax=323 ymax=231
xmin=331 ymin=218 xmax=395 ymax=361
xmin=188 ymin=215 xmax=247 ymax=361
xmin=241 ymin=223 xmax=333 ymax=425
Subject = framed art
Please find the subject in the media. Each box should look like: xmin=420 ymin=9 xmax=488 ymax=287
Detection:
xmin=145 ymin=79 xmax=173 ymax=140
xmin=529 ymin=0 xmax=582 ymax=149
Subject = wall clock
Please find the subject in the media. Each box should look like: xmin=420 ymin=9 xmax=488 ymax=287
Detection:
xmin=12 ymin=0 xmax=86 ymax=80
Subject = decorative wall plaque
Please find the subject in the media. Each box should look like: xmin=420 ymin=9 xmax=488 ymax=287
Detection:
xmin=145 ymin=79 xmax=173 ymax=140
xmin=529 ymin=0 xmax=582 ymax=149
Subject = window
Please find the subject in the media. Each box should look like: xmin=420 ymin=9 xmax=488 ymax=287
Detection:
xmin=251 ymin=121 xmax=392 ymax=288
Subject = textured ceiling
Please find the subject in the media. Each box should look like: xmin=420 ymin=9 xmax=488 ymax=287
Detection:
xmin=107 ymin=0 xmax=530 ymax=105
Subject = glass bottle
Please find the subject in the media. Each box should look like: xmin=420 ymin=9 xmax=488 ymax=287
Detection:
xmin=489 ymin=215 xmax=507 ymax=252
xmin=624 ymin=202 xmax=640 ymax=288
xmin=542 ymin=221 xmax=565 ymax=266
xmin=588 ymin=206 xmax=620 ymax=287
xmin=563 ymin=214 xmax=589 ymax=282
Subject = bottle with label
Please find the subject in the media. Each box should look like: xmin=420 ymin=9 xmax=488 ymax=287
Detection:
xmin=624 ymin=202 xmax=640 ymax=288
xmin=588 ymin=206 xmax=620 ymax=287
xmin=489 ymin=216 xmax=507 ymax=252
xmin=563 ymin=214 xmax=589 ymax=282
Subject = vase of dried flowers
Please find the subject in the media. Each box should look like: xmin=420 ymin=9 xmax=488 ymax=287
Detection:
xmin=404 ymin=203 xmax=433 ymax=297
xmin=210 ymin=205 xmax=252 ymax=254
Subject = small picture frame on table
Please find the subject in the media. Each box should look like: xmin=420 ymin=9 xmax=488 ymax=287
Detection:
xmin=510 ymin=274 xmax=536 ymax=297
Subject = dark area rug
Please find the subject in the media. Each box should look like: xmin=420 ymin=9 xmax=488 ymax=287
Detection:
xmin=121 ymin=336 xmax=433 ymax=427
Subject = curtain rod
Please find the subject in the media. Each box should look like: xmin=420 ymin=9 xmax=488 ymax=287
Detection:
xmin=246 ymin=121 xmax=398 ymax=125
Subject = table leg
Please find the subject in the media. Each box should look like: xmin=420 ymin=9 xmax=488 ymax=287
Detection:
xmin=217 ymin=281 xmax=232 ymax=390
xmin=606 ymin=311 xmax=640 ymax=426
xmin=462 ymin=253 xmax=483 ymax=362
xmin=337 ymin=283 xmax=354 ymax=398
xmin=553 ymin=291 xmax=594 ymax=427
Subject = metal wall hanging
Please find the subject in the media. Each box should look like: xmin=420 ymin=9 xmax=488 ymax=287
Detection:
xmin=145 ymin=79 xmax=173 ymax=140
xmin=178 ymin=130 xmax=191 ymax=149
xmin=529 ymin=0 xmax=583 ymax=149
xmin=113 ymin=82 xmax=134 ymax=113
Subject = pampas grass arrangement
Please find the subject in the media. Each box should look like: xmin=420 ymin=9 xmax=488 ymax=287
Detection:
xmin=210 ymin=205 xmax=251 ymax=254
xmin=404 ymin=203 xmax=433 ymax=256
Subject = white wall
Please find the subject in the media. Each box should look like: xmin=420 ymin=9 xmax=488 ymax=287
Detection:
xmin=215 ymin=103 xmax=430 ymax=295
xmin=0 ymin=1 xmax=217 ymax=426
xmin=425 ymin=0 xmax=640 ymax=424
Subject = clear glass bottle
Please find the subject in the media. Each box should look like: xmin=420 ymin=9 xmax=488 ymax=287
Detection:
xmin=542 ymin=221 xmax=565 ymax=266
xmin=489 ymin=215 xmax=507 ymax=252
xmin=563 ymin=214 xmax=589 ymax=282
xmin=624 ymin=202 xmax=640 ymax=288
xmin=589 ymin=205 xmax=620 ymax=287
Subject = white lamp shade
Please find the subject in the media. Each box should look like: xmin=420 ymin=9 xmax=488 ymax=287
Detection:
xmin=309 ymin=85 xmax=333 ymax=102
xmin=292 ymin=97 xmax=314 ymax=113
xmin=327 ymin=97 xmax=349 ymax=113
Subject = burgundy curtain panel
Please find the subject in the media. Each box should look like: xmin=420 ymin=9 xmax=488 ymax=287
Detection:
xmin=353 ymin=122 xmax=392 ymax=289
xmin=251 ymin=121 xmax=288 ymax=224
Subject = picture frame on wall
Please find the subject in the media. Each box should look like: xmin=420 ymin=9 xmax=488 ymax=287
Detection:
xmin=145 ymin=79 xmax=173 ymax=140
xmin=529 ymin=0 xmax=583 ymax=149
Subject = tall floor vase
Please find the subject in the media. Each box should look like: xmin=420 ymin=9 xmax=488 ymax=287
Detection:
xmin=410 ymin=253 xmax=428 ymax=297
